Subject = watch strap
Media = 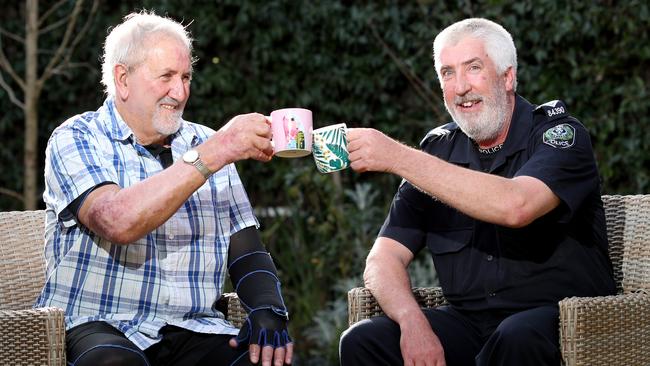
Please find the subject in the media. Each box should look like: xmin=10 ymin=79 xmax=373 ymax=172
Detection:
xmin=192 ymin=158 xmax=212 ymax=180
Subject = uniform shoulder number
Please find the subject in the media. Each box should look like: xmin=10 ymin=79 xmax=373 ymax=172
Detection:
xmin=535 ymin=100 xmax=569 ymax=120
xmin=546 ymin=105 xmax=565 ymax=117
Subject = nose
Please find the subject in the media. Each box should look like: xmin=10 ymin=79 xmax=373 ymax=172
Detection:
xmin=169 ymin=76 xmax=188 ymax=101
xmin=454 ymin=72 xmax=470 ymax=95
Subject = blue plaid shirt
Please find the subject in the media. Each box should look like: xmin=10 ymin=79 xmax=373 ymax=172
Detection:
xmin=36 ymin=98 xmax=258 ymax=350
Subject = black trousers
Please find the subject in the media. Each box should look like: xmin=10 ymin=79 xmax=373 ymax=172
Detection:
xmin=66 ymin=321 xmax=253 ymax=366
xmin=339 ymin=305 xmax=561 ymax=366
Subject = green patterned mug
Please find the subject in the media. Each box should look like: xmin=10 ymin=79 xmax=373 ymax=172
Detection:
xmin=312 ymin=123 xmax=350 ymax=173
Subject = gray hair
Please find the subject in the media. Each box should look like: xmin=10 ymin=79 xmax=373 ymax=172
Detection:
xmin=433 ymin=18 xmax=517 ymax=91
xmin=101 ymin=10 xmax=194 ymax=97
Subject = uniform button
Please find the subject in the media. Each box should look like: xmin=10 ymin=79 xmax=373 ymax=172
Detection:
xmin=489 ymin=292 xmax=496 ymax=297
xmin=486 ymin=255 xmax=494 ymax=261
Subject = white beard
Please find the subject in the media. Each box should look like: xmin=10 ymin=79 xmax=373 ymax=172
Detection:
xmin=153 ymin=98 xmax=183 ymax=136
xmin=445 ymin=81 xmax=510 ymax=144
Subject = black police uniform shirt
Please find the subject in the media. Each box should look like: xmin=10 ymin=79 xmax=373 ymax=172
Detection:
xmin=379 ymin=94 xmax=617 ymax=312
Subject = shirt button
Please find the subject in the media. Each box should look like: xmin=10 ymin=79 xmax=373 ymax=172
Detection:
xmin=168 ymin=234 xmax=175 ymax=239
xmin=486 ymin=255 xmax=494 ymax=261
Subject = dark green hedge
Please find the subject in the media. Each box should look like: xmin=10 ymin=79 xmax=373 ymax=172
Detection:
xmin=1 ymin=1 xmax=648 ymax=363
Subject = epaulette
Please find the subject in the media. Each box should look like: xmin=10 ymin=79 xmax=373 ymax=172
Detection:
xmin=420 ymin=122 xmax=457 ymax=145
xmin=533 ymin=100 xmax=570 ymax=122
xmin=535 ymin=100 xmax=578 ymax=149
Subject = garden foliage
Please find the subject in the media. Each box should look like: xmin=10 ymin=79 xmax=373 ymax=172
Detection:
xmin=1 ymin=1 xmax=648 ymax=364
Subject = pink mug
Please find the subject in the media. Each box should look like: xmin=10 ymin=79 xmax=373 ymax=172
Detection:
xmin=270 ymin=108 xmax=313 ymax=158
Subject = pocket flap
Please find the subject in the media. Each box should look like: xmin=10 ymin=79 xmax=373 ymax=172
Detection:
xmin=426 ymin=229 xmax=472 ymax=255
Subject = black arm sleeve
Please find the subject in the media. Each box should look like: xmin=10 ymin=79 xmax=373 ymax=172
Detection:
xmin=228 ymin=226 xmax=287 ymax=313
xmin=65 ymin=182 xmax=115 ymax=221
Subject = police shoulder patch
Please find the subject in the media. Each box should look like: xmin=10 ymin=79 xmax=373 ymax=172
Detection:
xmin=534 ymin=100 xmax=569 ymax=121
xmin=543 ymin=123 xmax=576 ymax=149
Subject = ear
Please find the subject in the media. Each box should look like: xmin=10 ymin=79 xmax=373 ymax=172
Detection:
xmin=503 ymin=66 xmax=515 ymax=92
xmin=114 ymin=64 xmax=130 ymax=100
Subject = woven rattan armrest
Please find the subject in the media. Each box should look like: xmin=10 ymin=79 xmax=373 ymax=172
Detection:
xmin=559 ymin=292 xmax=650 ymax=366
xmin=0 ymin=307 xmax=66 ymax=366
xmin=347 ymin=286 xmax=448 ymax=326
xmin=223 ymin=292 xmax=247 ymax=328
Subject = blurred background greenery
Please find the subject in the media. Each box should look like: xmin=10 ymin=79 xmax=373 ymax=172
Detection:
xmin=1 ymin=1 xmax=648 ymax=364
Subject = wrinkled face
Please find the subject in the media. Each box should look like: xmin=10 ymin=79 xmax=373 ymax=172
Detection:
xmin=123 ymin=35 xmax=192 ymax=136
xmin=438 ymin=37 xmax=513 ymax=143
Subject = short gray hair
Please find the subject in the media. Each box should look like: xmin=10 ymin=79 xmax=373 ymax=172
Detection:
xmin=101 ymin=10 xmax=194 ymax=97
xmin=433 ymin=18 xmax=517 ymax=91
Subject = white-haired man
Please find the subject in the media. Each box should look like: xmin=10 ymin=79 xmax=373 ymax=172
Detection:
xmin=339 ymin=18 xmax=615 ymax=366
xmin=37 ymin=11 xmax=293 ymax=366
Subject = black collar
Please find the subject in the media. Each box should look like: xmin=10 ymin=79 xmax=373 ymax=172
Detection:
xmin=447 ymin=94 xmax=535 ymax=172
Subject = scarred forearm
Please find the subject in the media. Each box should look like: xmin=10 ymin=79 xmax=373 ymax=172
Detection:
xmin=80 ymin=159 xmax=209 ymax=244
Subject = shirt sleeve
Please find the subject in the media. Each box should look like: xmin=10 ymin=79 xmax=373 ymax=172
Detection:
xmin=226 ymin=163 xmax=260 ymax=236
xmin=378 ymin=180 xmax=430 ymax=254
xmin=43 ymin=123 xmax=118 ymax=227
xmin=515 ymin=117 xmax=600 ymax=222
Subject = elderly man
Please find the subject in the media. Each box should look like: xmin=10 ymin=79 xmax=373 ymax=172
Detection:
xmin=339 ymin=18 xmax=615 ymax=366
xmin=37 ymin=11 xmax=292 ymax=366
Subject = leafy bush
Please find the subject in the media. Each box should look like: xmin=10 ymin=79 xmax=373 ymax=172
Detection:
xmin=1 ymin=1 xmax=648 ymax=363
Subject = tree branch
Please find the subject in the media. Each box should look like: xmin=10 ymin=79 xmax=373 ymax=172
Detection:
xmin=0 ymin=38 xmax=26 ymax=91
xmin=0 ymin=187 xmax=24 ymax=203
xmin=48 ymin=0 xmax=99 ymax=83
xmin=52 ymin=60 xmax=100 ymax=78
xmin=43 ymin=0 xmax=100 ymax=85
xmin=67 ymin=0 xmax=99 ymax=55
xmin=39 ymin=0 xmax=85 ymax=85
xmin=0 ymin=27 xmax=25 ymax=44
xmin=0 ymin=72 xmax=25 ymax=109
xmin=66 ymin=61 xmax=99 ymax=72
xmin=39 ymin=0 xmax=68 ymax=27
xmin=366 ymin=18 xmax=442 ymax=116
xmin=38 ymin=14 xmax=71 ymax=35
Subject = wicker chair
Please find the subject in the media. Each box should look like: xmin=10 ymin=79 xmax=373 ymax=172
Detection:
xmin=0 ymin=210 xmax=247 ymax=366
xmin=348 ymin=194 xmax=650 ymax=366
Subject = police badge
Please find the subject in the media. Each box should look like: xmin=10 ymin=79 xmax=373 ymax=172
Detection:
xmin=543 ymin=123 xmax=576 ymax=149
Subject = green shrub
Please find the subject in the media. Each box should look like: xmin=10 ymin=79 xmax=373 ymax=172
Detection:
xmin=1 ymin=1 xmax=648 ymax=363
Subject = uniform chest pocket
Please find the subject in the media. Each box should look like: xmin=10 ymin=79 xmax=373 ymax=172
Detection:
xmin=426 ymin=228 xmax=473 ymax=298
xmin=426 ymin=228 xmax=473 ymax=255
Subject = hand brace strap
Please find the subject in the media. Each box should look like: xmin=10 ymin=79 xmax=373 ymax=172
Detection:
xmin=235 ymin=308 xmax=293 ymax=349
xmin=228 ymin=226 xmax=287 ymax=313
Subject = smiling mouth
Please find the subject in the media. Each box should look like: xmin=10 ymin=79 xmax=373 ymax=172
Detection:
xmin=160 ymin=104 xmax=177 ymax=110
xmin=457 ymin=99 xmax=482 ymax=110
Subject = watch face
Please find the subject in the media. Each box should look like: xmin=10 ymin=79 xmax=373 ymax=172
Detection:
xmin=183 ymin=149 xmax=199 ymax=163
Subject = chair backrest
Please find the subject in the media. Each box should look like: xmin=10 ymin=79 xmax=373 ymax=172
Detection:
xmin=0 ymin=210 xmax=47 ymax=309
xmin=602 ymin=195 xmax=650 ymax=294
